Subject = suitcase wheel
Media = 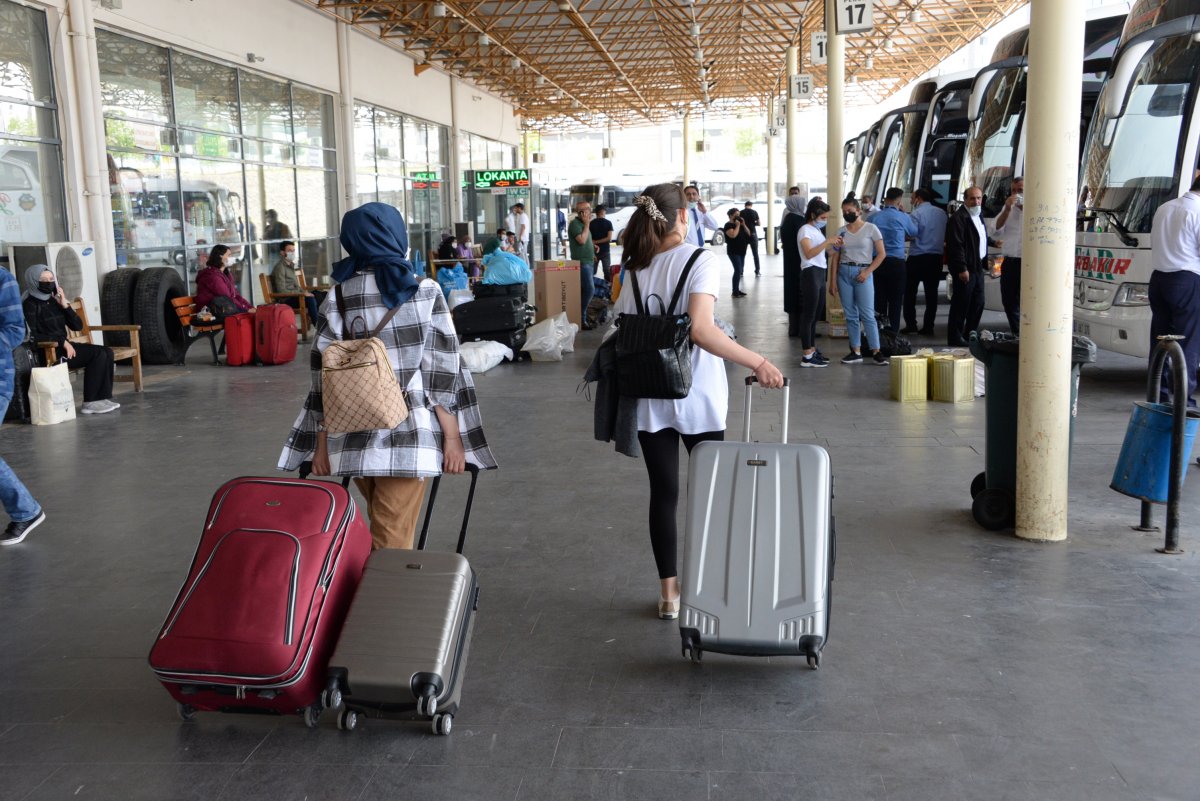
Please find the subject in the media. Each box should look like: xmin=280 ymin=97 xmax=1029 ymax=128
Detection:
xmin=680 ymin=632 xmax=703 ymax=664
xmin=416 ymin=691 xmax=437 ymax=718
xmin=431 ymin=713 xmax=453 ymax=736
xmin=303 ymin=704 xmax=322 ymax=729
xmin=807 ymin=652 xmax=821 ymax=671
xmin=177 ymin=703 xmax=196 ymax=722
xmin=337 ymin=708 xmax=358 ymax=731
xmin=322 ymin=686 xmax=343 ymax=711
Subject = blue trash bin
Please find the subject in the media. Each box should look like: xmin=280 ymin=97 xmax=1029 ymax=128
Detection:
xmin=1111 ymin=401 xmax=1200 ymax=504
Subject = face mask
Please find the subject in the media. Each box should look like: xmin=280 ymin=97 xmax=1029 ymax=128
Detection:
xmin=687 ymin=201 xmax=698 ymax=211
xmin=285 ymin=251 xmax=296 ymax=262
xmin=224 ymin=256 xmax=235 ymax=267
xmin=815 ymin=220 xmax=827 ymax=230
xmin=844 ymin=212 xmax=858 ymax=224
xmin=967 ymin=205 xmax=982 ymax=217
xmin=38 ymin=281 xmax=55 ymax=295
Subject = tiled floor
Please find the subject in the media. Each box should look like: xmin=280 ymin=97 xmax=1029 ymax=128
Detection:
xmin=1 ymin=254 xmax=1196 ymax=800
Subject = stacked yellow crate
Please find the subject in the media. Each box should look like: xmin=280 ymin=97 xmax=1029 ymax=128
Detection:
xmin=889 ymin=355 xmax=928 ymax=402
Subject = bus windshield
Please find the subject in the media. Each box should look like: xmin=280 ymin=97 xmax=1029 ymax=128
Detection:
xmin=1081 ymin=35 xmax=1200 ymax=234
xmin=965 ymin=66 xmax=1026 ymax=218
xmin=892 ymin=110 xmax=927 ymax=195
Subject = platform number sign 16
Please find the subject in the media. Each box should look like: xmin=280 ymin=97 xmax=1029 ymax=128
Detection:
xmin=811 ymin=32 xmax=828 ymax=66
xmin=836 ymin=0 xmax=874 ymax=34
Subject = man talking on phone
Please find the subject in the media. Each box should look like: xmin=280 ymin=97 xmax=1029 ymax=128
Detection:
xmin=994 ymin=176 xmax=1025 ymax=333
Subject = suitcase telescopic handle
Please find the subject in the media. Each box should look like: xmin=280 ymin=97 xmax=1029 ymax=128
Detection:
xmin=743 ymin=376 xmax=790 ymax=444
xmin=417 ymin=463 xmax=480 ymax=555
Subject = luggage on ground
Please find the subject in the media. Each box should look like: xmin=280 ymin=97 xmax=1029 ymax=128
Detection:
xmin=29 ymin=361 xmax=74 ymax=425
xmin=680 ymin=377 xmax=834 ymax=668
xmin=224 ymin=312 xmax=254 ymax=366
xmin=461 ymin=327 xmax=528 ymax=360
xmin=255 ymin=303 xmax=299 ymax=365
xmin=326 ymin=465 xmax=481 ymax=735
xmin=877 ymin=313 xmax=912 ymax=357
xmin=451 ymin=295 xmax=526 ymax=337
xmin=473 ymin=282 xmax=528 ymax=303
xmin=148 ymin=475 xmax=372 ymax=724
xmin=585 ymin=296 xmax=610 ymax=329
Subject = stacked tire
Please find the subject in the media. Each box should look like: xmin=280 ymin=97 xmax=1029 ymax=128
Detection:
xmin=100 ymin=267 xmax=189 ymax=364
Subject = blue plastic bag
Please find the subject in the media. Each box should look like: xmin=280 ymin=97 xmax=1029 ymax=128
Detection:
xmin=480 ymin=250 xmax=533 ymax=285
xmin=436 ymin=263 xmax=469 ymax=299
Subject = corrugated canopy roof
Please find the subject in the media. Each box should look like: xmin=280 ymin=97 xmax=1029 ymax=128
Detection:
xmin=308 ymin=0 xmax=1029 ymax=130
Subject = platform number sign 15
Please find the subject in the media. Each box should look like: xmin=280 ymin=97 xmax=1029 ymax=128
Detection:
xmin=811 ymin=31 xmax=828 ymax=66
xmin=836 ymin=0 xmax=874 ymax=34
xmin=790 ymin=74 xmax=814 ymax=102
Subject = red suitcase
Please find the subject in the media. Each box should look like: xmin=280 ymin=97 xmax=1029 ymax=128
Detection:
xmin=148 ymin=476 xmax=371 ymax=726
xmin=224 ymin=313 xmax=254 ymax=366
xmin=256 ymin=303 xmax=298 ymax=365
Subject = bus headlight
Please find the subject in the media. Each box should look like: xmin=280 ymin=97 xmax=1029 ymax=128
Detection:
xmin=1113 ymin=283 xmax=1150 ymax=306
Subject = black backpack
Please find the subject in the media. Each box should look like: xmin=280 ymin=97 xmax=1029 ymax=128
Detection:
xmin=876 ymin=314 xmax=912 ymax=357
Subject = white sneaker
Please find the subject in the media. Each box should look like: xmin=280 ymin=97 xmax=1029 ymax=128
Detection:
xmin=101 ymin=399 xmax=121 ymax=411
xmin=81 ymin=401 xmax=117 ymax=415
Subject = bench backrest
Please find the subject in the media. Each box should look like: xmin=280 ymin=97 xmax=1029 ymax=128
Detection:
xmin=171 ymin=295 xmax=206 ymax=328
xmin=65 ymin=299 xmax=93 ymax=346
xmin=258 ymin=272 xmax=275 ymax=303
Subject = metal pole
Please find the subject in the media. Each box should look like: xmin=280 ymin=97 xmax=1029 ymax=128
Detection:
xmin=336 ymin=19 xmax=357 ymax=215
xmin=825 ymin=0 xmax=844 ymax=232
xmin=1145 ymin=337 xmax=1188 ymax=554
xmin=1014 ymin=0 xmax=1085 ymax=542
xmin=766 ymin=99 xmax=777 ymax=257
xmin=448 ymin=76 xmax=462 ymax=222
xmin=682 ymin=112 xmax=691 ymax=187
xmin=786 ymin=45 xmax=800 ymax=191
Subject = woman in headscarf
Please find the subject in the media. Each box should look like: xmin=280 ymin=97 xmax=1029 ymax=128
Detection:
xmin=278 ymin=203 xmax=497 ymax=550
xmin=779 ymin=194 xmax=807 ymax=337
xmin=21 ymin=265 xmax=119 ymax=415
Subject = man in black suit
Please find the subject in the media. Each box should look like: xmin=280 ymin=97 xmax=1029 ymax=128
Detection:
xmin=945 ymin=186 xmax=997 ymax=346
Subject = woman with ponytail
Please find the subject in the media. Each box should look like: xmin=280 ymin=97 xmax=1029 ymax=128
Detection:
xmin=614 ymin=183 xmax=784 ymax=620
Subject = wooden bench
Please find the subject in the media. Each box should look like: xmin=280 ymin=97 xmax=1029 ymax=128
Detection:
xmin=170 ymin=296 xmax=224 ymax=365
xmin=38 ymin=298 xmax=143 ymax=392
xmin=258 ymin=272 xmax=311 ymax=341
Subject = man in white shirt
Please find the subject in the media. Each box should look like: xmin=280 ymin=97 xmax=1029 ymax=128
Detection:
xmin=994 ymin=176 xmax=1024 ymax=332
xmin=505 ymin=203 xmax=530 ymax=259
xmin=683 ymin=185 xmax=721 ymax=248
xmin=1149 ymin=174 xmax=1200 ymax=403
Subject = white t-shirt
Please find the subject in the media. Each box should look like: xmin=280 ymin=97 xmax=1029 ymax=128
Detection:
xmin=1151 ymin=192 xmax=1200 ymax=275
xmin=996 ymin=203 xmax=1023 ymax=258
xmin=515 ymin=211 xmax=531 ymax=242
xmin=613 ymin=244 xmax=728 ymax=435
xmin=798 ymin=224 xmax=827 ymax=268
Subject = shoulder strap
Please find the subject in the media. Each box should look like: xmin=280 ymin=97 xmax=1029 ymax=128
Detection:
xmin=335 ymin=283 xmax=403 ymax=340
xmin=667 ymin=248 xmax=704 ymax=315
xmin=628 ymin=267 xmax=647 ymax=315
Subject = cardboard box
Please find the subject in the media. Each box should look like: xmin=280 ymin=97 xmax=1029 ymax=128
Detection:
xmin=534 ymin=260 xmax=581 ymax=327
xmin=890 ymin=355 xmax=928 ymax=402
xmin=930 ymin=356 xmax=975 ymax=403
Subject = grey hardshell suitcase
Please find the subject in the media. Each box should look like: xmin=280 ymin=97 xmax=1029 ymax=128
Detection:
xmin=325 ymin=465 xmax=480 ymax=735
xmin=680 ymin=377 xmax=835 ymax=668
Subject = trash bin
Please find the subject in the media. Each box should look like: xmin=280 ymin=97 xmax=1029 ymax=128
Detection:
xmin=967 ymin=330 xmax=1097 ymax=530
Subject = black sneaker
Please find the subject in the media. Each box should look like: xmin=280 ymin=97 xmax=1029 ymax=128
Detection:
xmin=872 ymin=351 xmax=890 ymax=366
xmin=801 ymin=354 xmax=829 ymax=368
xmin=841 ymin=351 xmax=863 ymax=364
xmin=1 ymin=510 xmax=45 ymax=546
xmin=901 ymin=326 xmax=919 ymax=334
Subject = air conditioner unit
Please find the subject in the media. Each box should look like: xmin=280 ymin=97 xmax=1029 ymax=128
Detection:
xmin=9 ymin=242 xmax=100 ymax=322
xmin=532 ymin=152 xmax=546 ymax=164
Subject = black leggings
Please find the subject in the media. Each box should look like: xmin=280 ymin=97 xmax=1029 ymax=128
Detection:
xmin=638 ymin=427 xmax=725 ymax=580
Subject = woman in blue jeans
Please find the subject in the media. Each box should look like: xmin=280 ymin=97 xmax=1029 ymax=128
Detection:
xmin=829 ymin=198 xmax=889 ymax=365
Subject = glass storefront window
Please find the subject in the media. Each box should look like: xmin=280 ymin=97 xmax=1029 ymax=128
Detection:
xmin=240 ymin=71 xmax=292 ymax=143
xmin=297 ymin=168 xmax=335 ymax=240
xmin=109 ymin=150 xmax=181 ymax=268
xmin=0 ymin=3 xmax=53 ymax=104
xmin=98 ymin=30 xmax=172 ymax=124
xmin=292 ymin=86 xmax=334 ymax=150
xmin=404 ymin=117 xmax=426 ymax=163
xmin=244 ymin=162 xmax=296 ymax=264
xmin=0 ymin=138 xmax=65 ymax=246
xmin=172 ymin=52 xmax=239 ymax=135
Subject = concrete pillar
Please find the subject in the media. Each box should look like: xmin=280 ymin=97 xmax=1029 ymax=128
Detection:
xmin=682 ymin=112 xmax=691 ymax=187
xmin=1015 ymin=0 xmax=1086 ymax=542
xmin=65 ymin=0 xmax=115 ymax=284
xmin=825 ymin=0 xmax=844 ymax=230
xmin=766 ymin=100 xmax=777 ymax=256
xmin=336 ymin=19 xmax=357 ymax=214
xmin=786 ymin=45 xmax=800 ymax=190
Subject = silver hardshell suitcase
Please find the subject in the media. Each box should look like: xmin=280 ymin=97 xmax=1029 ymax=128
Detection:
xmin=325 ymin=466 xmax=479 ymax=735
xmin=680 ymin=377 xmax=834 ymax=668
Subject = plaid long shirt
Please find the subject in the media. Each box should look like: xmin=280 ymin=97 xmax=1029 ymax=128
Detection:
xmin=277 ymin=273 xmax=498 ymax=477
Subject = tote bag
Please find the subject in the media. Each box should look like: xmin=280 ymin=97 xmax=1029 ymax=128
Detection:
xmin=30 ymin=361 xmax=76 ymax=425
xmin=614 ymin=249 xmax=702 ymax=399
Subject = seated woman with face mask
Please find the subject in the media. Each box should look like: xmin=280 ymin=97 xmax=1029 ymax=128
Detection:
xmin=21 ymin=265 xmax=120 ymax=415
xmin=195 ymin=245 xmax=253 ymax=319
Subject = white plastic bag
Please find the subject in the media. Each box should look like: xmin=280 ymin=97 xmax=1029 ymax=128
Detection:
xmin=552 ymin=311 xmax=579 ymax=354
xmin=447 ymin=289 xmax=474 ymax=311
xmin=30 ymin=362 xmax=75 ymax=425
xmin=459 ymin=340 xmax=513 ymax=373
xmin=522 ymin=317 xmax=565 ymax=361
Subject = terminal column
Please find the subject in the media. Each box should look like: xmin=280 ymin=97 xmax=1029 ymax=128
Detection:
xmin=766 ymin=97 xmax=777 ymax=256
xmin=682 ymin=112 xmax=691 ymax=187
xmin=1015 ymin=0 xmax=1086 ymax=542
xmin=824 ymin=0 xmax=844 ymax=229
xmin=336 ymin=19 xmax=356 ymax=214
xmin=786 ymin=45 xmax=800 ymax=191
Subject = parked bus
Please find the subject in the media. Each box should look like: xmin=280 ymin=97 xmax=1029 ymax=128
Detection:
xmin=913 ymin=75 xmax=975 ymax=207
xmin=1074 ymin=0 xmax=1200 ymax=357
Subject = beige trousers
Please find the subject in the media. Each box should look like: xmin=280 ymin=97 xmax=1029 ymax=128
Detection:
xmin=353 ymin=476 xmax=425 ymax=550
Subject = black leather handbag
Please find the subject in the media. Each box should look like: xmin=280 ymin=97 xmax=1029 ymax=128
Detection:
xmin=614 ymin=249 xmax=702 ymax=399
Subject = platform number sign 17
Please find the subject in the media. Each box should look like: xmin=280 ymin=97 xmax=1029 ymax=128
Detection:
xmin=836 ymin=0 xmax=874 ymax=35
xmin=811 ymin=32 xmax=828 ymax=66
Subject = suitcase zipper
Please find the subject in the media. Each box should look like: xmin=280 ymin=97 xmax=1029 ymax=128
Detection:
xmin=207 ymin=480 xmax=337 ymax=531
